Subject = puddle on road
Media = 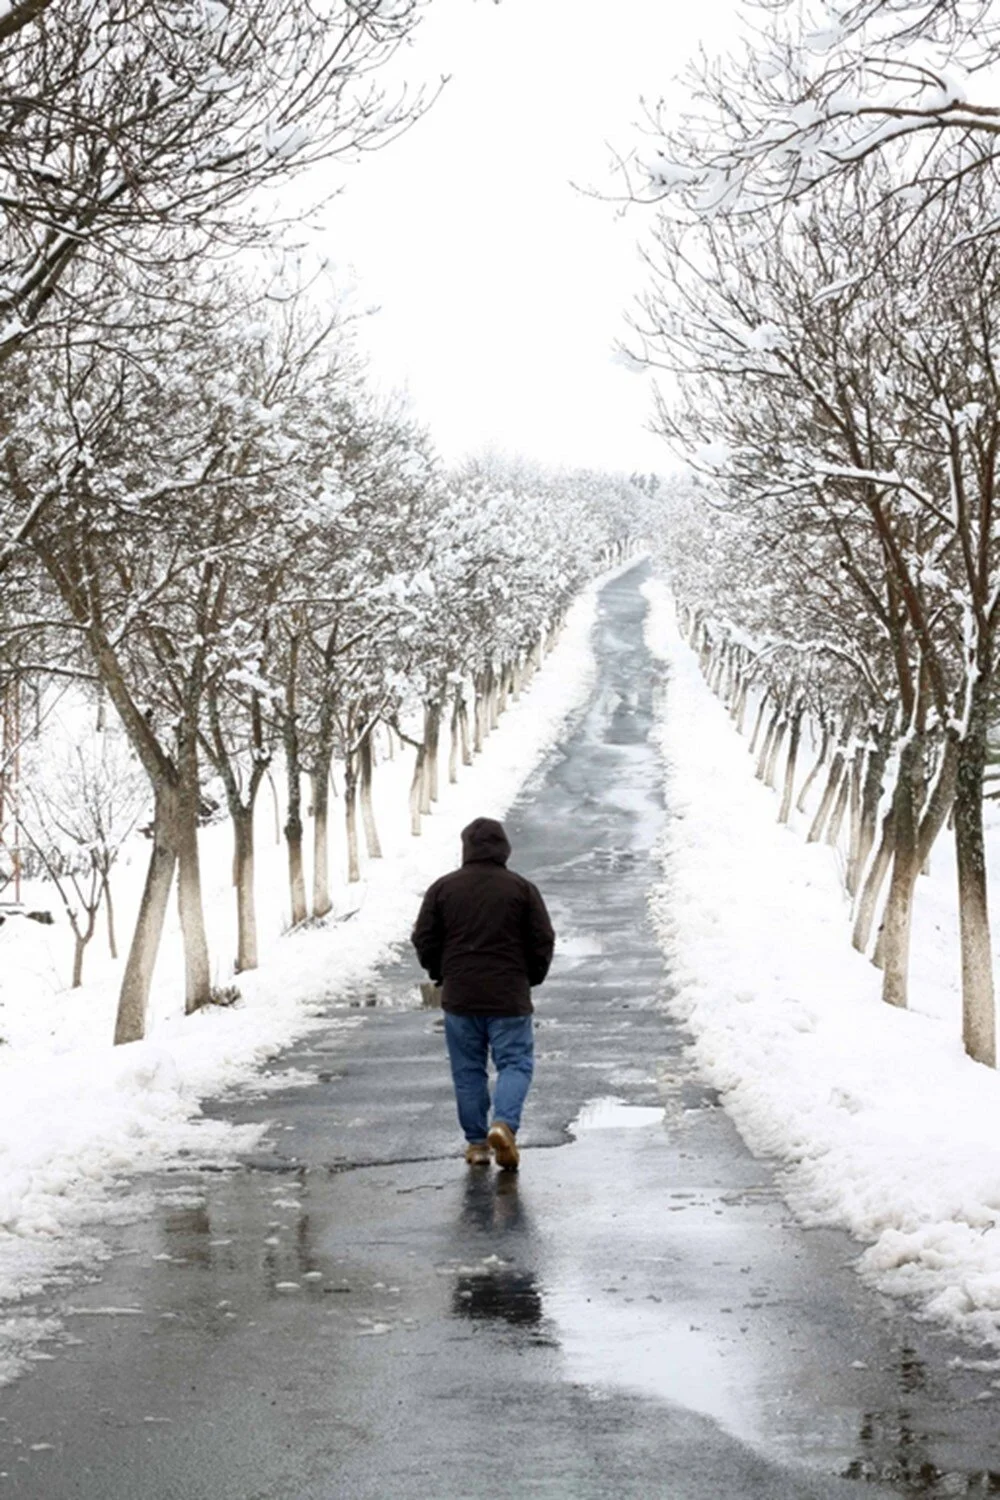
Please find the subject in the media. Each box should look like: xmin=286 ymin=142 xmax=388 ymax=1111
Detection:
xmin=570 ymin=1096 xmax=665 ymax=1133
xmin=548 ymin=1283 xmax=751 ymax=1436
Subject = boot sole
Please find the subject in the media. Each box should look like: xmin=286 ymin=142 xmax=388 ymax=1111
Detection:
xmin=487 ymin=1125 xmax=520 ymax=1171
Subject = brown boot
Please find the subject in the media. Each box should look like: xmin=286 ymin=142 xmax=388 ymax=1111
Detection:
xmin=487 ymin=1121 xmax=520 ymax=1172
xmin=465 ymin=1141 xmax=491 ymax=1166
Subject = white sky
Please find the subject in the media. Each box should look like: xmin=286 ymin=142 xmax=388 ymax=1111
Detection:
xmin=312 ymin=0 xmax=738 ymax=477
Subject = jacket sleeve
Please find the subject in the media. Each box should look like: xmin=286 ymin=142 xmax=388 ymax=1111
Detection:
xmin=523 ymin=881 xmax=555 ymax=987
xmin=411 ymin=882 xmax=444 ymax=983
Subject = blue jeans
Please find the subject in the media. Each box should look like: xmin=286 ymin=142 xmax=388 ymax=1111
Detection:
xmin=443 ymin=1013 xmax=534 ymax=1142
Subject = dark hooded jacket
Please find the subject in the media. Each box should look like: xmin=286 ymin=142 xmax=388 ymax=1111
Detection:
xmin=411 ymin=817 xmax=555 ymax=1016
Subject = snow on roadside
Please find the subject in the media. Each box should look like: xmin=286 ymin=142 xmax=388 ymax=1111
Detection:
xmin=643 ymin=575 xmax=1000 ymax=1349
xmin=0 ymin=555 xmax=640 ymax=1376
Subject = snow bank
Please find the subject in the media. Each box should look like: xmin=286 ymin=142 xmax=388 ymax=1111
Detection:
xmin=643 ymin=575 xmax=1000 ymax=1348
xmin=0 ymin=556 xmax=640 ymax=1375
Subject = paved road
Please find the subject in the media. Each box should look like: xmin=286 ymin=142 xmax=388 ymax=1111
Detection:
xmin=2 ymin=567 xmax=1000 ymax=1498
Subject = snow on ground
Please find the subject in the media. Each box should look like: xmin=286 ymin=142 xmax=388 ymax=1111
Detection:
xmin=0 ymin=557 xmax=639 ymax=1380
xmin=643 ymin=575 xmax=1000 ymax=1349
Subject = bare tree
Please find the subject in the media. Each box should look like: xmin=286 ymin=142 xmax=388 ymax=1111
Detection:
xmin=636 ymin=0 xmax=1000 ymax=226
xmin=0 ymin=0 xmax=428 ymax=365
xmin=637 ymin=162 xmax=1000 ymax=1061
xmin=20 ymin=714 xmax=147 ymax=985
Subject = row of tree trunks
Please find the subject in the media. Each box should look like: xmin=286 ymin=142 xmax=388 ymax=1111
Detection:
xmin=406 ymin=632 xmax=552 ymax=841
xmin=683 ymin=609 xmax=996 ymax=1069
xmin=282 ymin=620 xmax=557 ymax=920
xmin=76 ymin=618 xmax=213 ymax=1044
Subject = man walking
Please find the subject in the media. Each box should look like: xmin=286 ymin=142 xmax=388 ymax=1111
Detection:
xmin=412 ymin=816 xmax=555 ymax=1171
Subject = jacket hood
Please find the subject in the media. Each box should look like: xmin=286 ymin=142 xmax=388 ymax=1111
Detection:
xmin=461 ymin=817 xmax=511 ymax=866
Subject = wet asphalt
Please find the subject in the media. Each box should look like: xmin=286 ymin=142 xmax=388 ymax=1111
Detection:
xmin=3 ymin=566 xmax=1000 ymax=1499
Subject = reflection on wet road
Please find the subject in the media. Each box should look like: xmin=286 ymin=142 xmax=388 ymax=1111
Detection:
xmin=2 ymin=568 xmax=1000 ymax=1497
xmin=451 ymin=1176 xmax=546 ymax=1329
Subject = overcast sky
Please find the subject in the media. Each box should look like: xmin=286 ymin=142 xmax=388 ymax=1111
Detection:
xmin=315 ymin=0 xmax=737 ymax=477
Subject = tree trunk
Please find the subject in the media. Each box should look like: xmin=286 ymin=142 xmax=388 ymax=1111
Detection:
xmin=880 ymin=735 xmax=924 ymax=1009
xmin=202 ymin=677 xmax=270 ymax=980
xmin=113 ymin=787 xmax=178 ymax=1044
xmin=459 ymin=698 xmax=472 ymax=767
xmin=852 ymin=723 xmax=891 ymax=894
xmin=777 ymin=711 xmax=802 ymax=825
xmin=102 ymin=871 xmax=118 ymax=960
xmin=796 ymin=725 xmax=830 ymax=813
xmin=284 ymin=781 xmax=308 ymax=927
xmin=448 ymin=698 xmax=461 ymax=785
xmin=282 ymin=651 xmax=308 ymax=927
xmin=713 ymin=644 xmax=729 ymax=697
xmin=344 ymin=753 xmax=360 ymax=884
xmin=748 ymin=689 xmax=771 ymax=758
xmin=487 ymin=664 xmax=500 ymax=731
xmin=845 ymin=751 xmax=864 ymax=893
xmin=763 ymin=718 xmax=786 ymax=789
xmin=731 ymin=674 xmax=748 ymax=733
xmin=312 ymin=757 xmax=332 ymax=919
xmin=176 ymin=775 xmax=211 ymax=1015
xmin=881 ymin=738 xmax=959 ymax=972
xmin=706 ymin=643 xmax=721 ymax=694
xmin=409 ymin=745 xmax=426 ymax=836
xmin=423 ymin=702 xmax=441 ymax=809
xmin=954 ymin=675 xmax=996 ymax=1067
xmin=72 ymin=932 xmax=86 ymax=990
xmin=807 ymin=752 xmax=846 ymax=843
xmin=825 ymin=756 xmax=853 ymax=848
xmin=755 ymin=709 xmax=779 ymax=781
xmin=853 ymin=806 xmax=895 ymax=957
xmin=232 ymin=805 xmax=258 ymax=973
xmin=473 ymin=677 xmax=485 ymax=753
xmin=359 ymin=731 xmax=382 ymax=859
xmin=723 ymin=645 xmax=736 ymax=704
xmin=266 ymin=769 xmax=282 ymax=845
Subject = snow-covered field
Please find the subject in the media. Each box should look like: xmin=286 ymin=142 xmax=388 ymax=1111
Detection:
xmin=644 ymin=575 xmax=1000 ymax=1350
xmin=0 ymin=559 xmax=637 ymax=1383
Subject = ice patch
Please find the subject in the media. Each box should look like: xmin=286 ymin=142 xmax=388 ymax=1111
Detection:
xmin=555 ymin=930 xmax=604 ymax=959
